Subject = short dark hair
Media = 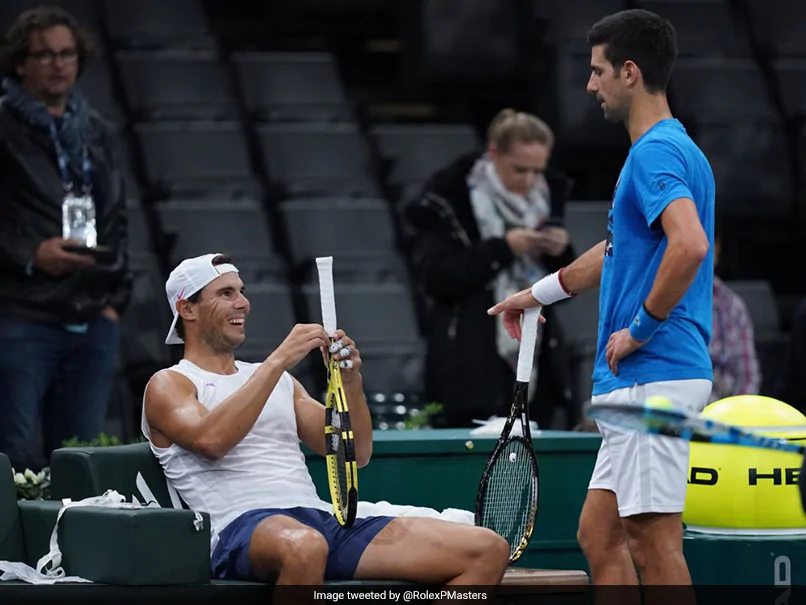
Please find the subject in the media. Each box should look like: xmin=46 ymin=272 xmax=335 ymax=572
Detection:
xmin=587 ymin=9 xmax=677 ymax=94
xmin=2 ymin=6 xmax=95 ymax=81
xmin=175 ymin=254 xmax=234 ymax=340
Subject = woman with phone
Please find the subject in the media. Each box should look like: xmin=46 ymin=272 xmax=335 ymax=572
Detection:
xmin=401 ymin=109 xmax=576 ymax=429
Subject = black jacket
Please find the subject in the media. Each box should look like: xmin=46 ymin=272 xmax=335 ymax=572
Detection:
xmin=0 ymin=100 xmax=132 ymax=324
xmin=401 ymin=151 xmax=576 ymax=426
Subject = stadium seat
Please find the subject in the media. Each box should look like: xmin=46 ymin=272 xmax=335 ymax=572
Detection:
xmin=101 ymin=0 xmax=215 ymax=51
xmin=125 ymin=199 xmax=152 ymax=255
xmin=78 ymin=58 xmax=122 ymax=124
xmin=542 ymin=0 xmax=625 ymax=47
xmin=552 ymin=291 xmax=600 ymax=411
xmin=135 ymin=121 xmax=258 ymax=199
xmin=355 ymin=343 xmax=424 ymax=396
xmin=694 ymin=120 xmax=793 ymax=215
xmin=236 ymin=282 xmax=296 ymax=361
xmin=725 ymin=280 xmax=782 ymax=337
xmin=564 ymin=201 xmax=610 ymax=255
xmin=775 ymin=59 xmax=806 ymax=119
xmin=117 ymin=50 xmax=239 ymax=121
xmin=553 ymin=45 xmax=626 ymax=147
xmin=0 ymin=0 xmax=102 ymax=40
xmin=747 ymin=0 xmax=806 ymax=57
xmin=257 ymin=122 xmax=379 ymax=198
xmin=639 ymin=0 xmax=751 ymax=58
xmin=670 ymin=58 xmax=776 ymax=121
xmin=232 ymin=52 xmax=354 ymax=123
xmin=280 ymin=197 xmax=406 ymax=282
xmin=155 ymin=198 xmax=284 ymax=278
xmin=725 ymin=279 xmax=790 ymax=395
xmin=302 ymin=283 xmax=421 ymax=346
xmin=120 ymin=252 xmax=172 ymax=370
xmin=120 ymin=143 xmax=142 ymax=202
xmin=372 ymin=124 xmax=480 ymax=201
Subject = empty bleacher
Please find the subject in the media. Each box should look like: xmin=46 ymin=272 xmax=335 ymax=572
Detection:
xmin=20 ymin=0 xmax=796 ymax=437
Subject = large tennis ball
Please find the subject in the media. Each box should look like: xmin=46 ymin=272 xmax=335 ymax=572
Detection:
xmin=684 ymin=395 xmax=806 ymax=533
xmin=646 ymin=395 xmax=676 ymax=411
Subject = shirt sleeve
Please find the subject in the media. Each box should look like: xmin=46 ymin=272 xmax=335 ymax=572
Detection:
xmin=631 ymin=139 xmax=694 ymax=227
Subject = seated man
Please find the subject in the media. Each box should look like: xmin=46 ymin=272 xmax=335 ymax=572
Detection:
xmin=142 ymin=253 xmax=510 ymax=586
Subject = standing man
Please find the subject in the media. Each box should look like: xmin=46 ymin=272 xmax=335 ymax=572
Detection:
xmin=488 ymin=10 xmax=715 ymax=586
xmin=0 ymin=7 xmax=131 ymax=472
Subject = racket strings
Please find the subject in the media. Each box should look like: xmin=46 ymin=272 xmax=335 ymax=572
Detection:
xmin=480 ymin=439 xmax=536 ymax=558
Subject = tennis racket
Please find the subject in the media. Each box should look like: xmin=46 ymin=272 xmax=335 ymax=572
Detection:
xmin=586 ymin=403 xmax=806 ymax=456
xmin=475 ymin=306 xmax=541 ymax=563
xmin=316 ymin=256 xmax=358 ymax=527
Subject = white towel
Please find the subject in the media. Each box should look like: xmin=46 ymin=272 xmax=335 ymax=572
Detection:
xmin=357 ymin=501 xmax=475 ymax=525
xmin=468 ymin=416 xmax=540 ymax=437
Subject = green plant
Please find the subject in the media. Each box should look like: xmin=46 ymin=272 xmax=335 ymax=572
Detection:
xmin=61 ymin=432 xmax=145 ymax=448
xmin=13 ymin=466 xmax=51 ymax=501
xmin=403 ymin=402 xmax=444 ymax=430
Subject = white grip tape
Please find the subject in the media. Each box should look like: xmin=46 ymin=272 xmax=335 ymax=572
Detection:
xmin=516 ymin=307 xmax=541 ymax=383
xmin=316 ymin=256 xmax=337 ymax=335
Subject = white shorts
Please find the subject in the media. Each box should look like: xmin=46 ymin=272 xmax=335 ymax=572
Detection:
xmin=588 ymin=379 xmax=712 ymax=517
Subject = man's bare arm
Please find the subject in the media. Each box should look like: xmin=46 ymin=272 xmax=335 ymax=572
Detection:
xmin=145 ymin=324 xmax=330 ymax=460
xmin=486 ymin=240 xmax=606 ymax=340
xmin=340 ymin=372 xmax=372 ymax=466
xmin=557 ymin=240 xmax=606 ymax=295
xmin=643 ymin=198 xmax=709 ymax=319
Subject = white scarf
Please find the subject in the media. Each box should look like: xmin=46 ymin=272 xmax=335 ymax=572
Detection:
xmin=468 ymin=155 xmax=551 ymax=384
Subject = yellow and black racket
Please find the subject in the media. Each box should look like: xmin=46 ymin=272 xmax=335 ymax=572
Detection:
xmin=316 ymin=256 xmax=358 ymax=527
xmin=475 ymin=307 xmax=541 ymax=563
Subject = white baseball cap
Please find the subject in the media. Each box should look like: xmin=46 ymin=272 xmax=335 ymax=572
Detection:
xmin=164 ymin=253 xmax=239 ymax=345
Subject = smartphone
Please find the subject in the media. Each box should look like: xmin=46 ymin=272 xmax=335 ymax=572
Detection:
xmin=537 ymin=218 xmax=563 ymax=230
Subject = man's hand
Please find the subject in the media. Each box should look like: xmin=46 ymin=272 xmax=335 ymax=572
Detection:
xmin=270 ymin=324 xmax=331 ymax=370
xmin=101 ymin=306 xmax=119 ymax=322
xmin=322 ymin=329 xmax=362 ymax=382
xmin=605 ymin=328 xmax=645 ymax=376
xmin=34 ymin=238 xmax=95 ymax=277
xmin=487 ymin=287 xmax=546 ymax=341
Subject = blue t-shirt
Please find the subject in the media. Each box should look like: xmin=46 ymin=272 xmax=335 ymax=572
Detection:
xmin=592 ymin=118 xmax=716 ymax=396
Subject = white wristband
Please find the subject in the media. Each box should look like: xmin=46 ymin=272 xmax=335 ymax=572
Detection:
xmin=531 ymin=271 xmax=573 ymax=306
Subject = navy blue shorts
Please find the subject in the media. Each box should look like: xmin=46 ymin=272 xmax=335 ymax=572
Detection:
xmin=210 ymin=507 xmax=395 ymax=581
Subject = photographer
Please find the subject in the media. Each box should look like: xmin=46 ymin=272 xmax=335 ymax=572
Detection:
xmin=0 ymin=7 xmax=131 ymax=471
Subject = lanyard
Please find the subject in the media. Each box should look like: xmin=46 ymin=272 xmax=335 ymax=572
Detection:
xmin=48 ymin=118 xmax=92 ymax=194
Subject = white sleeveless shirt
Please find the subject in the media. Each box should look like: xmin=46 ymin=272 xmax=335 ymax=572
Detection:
xmin=140 ymin=359 xmax=332 ymax=553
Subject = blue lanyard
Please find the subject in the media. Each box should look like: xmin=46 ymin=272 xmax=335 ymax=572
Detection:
xmin=48 ymin=118 xmax=92 ymax=194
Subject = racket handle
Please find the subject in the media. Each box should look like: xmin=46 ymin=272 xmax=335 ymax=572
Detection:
xmin=316 ymin=257 xmax=338 ymax=336
xmin=516 ymin=307 xmax=541 ymax=383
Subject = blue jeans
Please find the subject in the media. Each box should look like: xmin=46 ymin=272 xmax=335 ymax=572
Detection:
xmin=0 ymin=315 xmax=120 ymax=471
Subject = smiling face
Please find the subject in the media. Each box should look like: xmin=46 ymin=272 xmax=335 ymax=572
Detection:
xmin=16 ymin=25 xmax=79 ymax=107
xmin=489 ymin=141 xmax=550 ymax=196
xmin=178 ymin=272 xmax=250 ymax=353
xmin=587 ymin=44 xmax=632 ymax=124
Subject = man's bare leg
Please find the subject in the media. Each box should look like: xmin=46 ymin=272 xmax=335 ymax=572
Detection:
xmin=248 ymin=515 xmax=329 ymax=585
xmin=577 ymin=489 xmax=638 ymax=585
xmin=353 ymin=518 xmax=511 ymax=585
xmin=622 ymin=512 xmax=690 ymax=585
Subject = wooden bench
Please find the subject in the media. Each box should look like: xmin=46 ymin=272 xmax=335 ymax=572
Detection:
xmin=503 ymin=568 xmax=589 ymax=587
